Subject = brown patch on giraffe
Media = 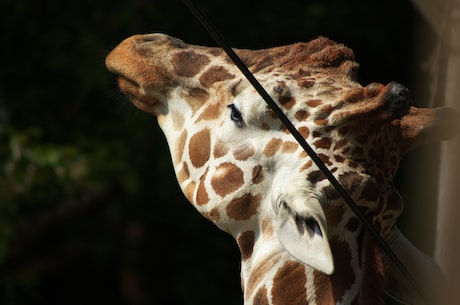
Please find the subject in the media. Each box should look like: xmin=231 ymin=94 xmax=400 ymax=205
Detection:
xmin=174 ymin=130 xmax=187 ymax=165
xmin=226 ymin=193 xmax=261 ymax=220
xmin=272 ymin=261 xmax=307 ymax=305
xmin=318 ymin=153 xmax=332 ymax=165
xmin=314 ymin=237 xmax=355 ymax=304
xmin=263 ymin=138 xmax=283 ymax=157
xmin=177 ymin=162 xmax=190 ymax=184
xmin=253 ymin=287 xmax=269 ymax=305
xmin=312 ymin=271 xmax=334 ymax=303
xmin=183 ymin=181 xmax=196 ymax=203
xmin=199 ymin=65 xmax=235 ymax=87
xmin=319 ymin=104 xmax=334 ymax=116
xmin=313 ymin=138 xmax=332 ymax=150
xmin=324 ymin=204 xmax=345 ymax=226
xmin=252 ymin=165 xmax=264 ymax=184
xmin=246 ymin=255 xmax=280 ymax=298
xmin=295 ymin=109 xmax=310 ymax=121
xmin=196 ymin=102 xmax=223 ymax=122
xmin=185 ymin=87 xmax=210 ymax=115
xmin=172 ymin=51 xmax=210 ymax=77
xmin=196 ymin=169 xmax=210 ymax=206
xmin=279 ymin=95 xmax=297 ymax=110
xmin=297 ymin=126 xmax=310 ymax=139
xmin=298 ymin=78 xmax=315 ymax=88
xmin=233 ymin=145 xmax=255 ymax=161
xmin=203 ymin=207 xmax=221 ymax=223
xmin=260 ymin=122 xmax=271 ymax=130
xmin=334 ymin=154 xmax=345 ymax=163
xmin=314 ymin=118 xmax=329 ymax=125
xmin=213 ymin=139 xmax=230 ymax=158
xmin=281 ymin=141 xmax=298 ymax=153
xmin=306 ymin=99 xmax=322 ymax=107
xmin=238 ymin=230 xmax=255 ymax=261
xmin=211 ymin=162 xmax=245 ymax=197
xmin=189 ymin=128 xmax=211 ymax=168
xmin=307 ymin=170 xmax=326 ymax=184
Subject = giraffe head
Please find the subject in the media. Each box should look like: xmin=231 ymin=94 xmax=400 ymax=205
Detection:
xmin=106 ymin=33 xmax=456 ymax=304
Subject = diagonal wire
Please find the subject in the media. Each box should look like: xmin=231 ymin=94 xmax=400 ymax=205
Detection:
xmin=180 ymin=0 xmax=431 ymax=304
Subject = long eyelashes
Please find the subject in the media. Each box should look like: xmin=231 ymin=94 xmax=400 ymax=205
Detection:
xmin=227 ymin=103 xmax=244 ymax=128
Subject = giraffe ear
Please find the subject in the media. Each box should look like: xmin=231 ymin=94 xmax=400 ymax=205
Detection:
xmin=276 ymin=199 xmax=334 ymax=275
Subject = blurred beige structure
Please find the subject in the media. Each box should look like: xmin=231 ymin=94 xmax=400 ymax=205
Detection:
xmin=411 ymin=0 xmax=460 ymax=303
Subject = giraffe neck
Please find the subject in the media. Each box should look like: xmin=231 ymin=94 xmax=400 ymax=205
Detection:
xmin=236 ymin=220 xmax=386 ymax=305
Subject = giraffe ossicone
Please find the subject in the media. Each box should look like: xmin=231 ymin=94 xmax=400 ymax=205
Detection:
xmin=106 ymin=33 xmax=456 ymax=305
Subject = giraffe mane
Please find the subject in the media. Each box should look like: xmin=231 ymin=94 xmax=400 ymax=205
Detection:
xmin=236 ymin=36 xmax=358 ymax=79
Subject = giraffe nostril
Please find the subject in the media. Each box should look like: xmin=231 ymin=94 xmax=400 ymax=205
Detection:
xmin=381 ymin=82 xmax=412 ymax=117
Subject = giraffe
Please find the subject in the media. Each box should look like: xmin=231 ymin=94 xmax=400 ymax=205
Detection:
xmin=105 ymin=33 xmax=457 ymax=305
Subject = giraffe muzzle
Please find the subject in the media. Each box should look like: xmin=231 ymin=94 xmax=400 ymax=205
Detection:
xmin=378 ymin=82 xmax=458 ymax=147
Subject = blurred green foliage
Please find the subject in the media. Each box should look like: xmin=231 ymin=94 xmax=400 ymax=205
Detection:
xmin=0 ymin=0 xmax=436 ymax=304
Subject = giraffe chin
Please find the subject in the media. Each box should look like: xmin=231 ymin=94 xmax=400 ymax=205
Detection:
xmin=117 ymin=77 xmax=161 ymax=113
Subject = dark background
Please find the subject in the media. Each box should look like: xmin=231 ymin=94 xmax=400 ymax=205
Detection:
xmin=0 ymin=0 xmax=440 ymax=304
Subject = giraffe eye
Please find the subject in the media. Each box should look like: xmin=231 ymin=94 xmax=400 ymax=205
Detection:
xmin=227 ymin=103 xmax=244 ymax=127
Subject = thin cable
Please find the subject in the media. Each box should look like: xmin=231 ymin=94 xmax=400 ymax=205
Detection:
xmin=181 ymin=0 xmax=431 ymax=303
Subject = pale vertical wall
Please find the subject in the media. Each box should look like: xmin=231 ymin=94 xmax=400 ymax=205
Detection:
xmin=434 ymin=1 xmax=460 ymax=302
xmin=410 ymin=0 xmax=460 ymax=303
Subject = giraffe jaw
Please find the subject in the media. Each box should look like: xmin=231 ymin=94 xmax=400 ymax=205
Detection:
xmin=116 ymin=77 xmax=163 ymax=113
